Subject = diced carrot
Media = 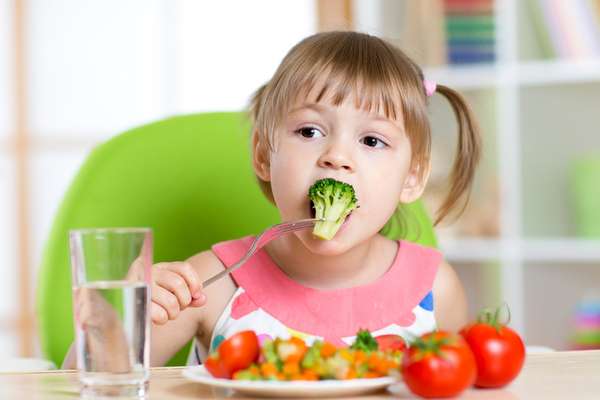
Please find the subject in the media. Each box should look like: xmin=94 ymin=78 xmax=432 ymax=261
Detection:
xmin=260 ymin=362 xmax=278 ymax=377
xmin=344 ymin=368 xmax=357 ymax=380
xmin=301 ymin=370 xmax=319 ymax=381
xmin=367 ymin=353 xmax=389 ymax=374
xmin=363 ymin=371 xmax=382 ymax=379
xmin=320 ymin=342 xmax=337 ymax=358
xmin=286 ymin=337 xmax=308 ymax=363
xmin=290 ymin=336 xmax=307 ymax=350
xmin=249 ymin=365 xmax=260 ymax=375
xmin=367 ymin=353 xmax=380 ymax=368
xmin=282 ymin=361 xmax=300 ymax=376
xmin=354 ymin=350 xmax=367 ymax=364
xmin=289 ymin=373 xmax=305 ymax=381
xmin=375 ymin=361 xmax=389 ymax=374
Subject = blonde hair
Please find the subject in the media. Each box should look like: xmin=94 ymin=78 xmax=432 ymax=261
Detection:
xmin=248 ymin=31 xmax=480 ymax=226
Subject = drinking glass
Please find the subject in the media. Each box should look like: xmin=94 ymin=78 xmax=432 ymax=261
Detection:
xmin=69 ymin=228 xmax=152 ymax=398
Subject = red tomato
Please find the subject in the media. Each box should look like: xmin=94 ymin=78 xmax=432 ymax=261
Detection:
xmin=204 ymin=331 xmax=259 ymax=379
xmin=204 ymin=353 xmax=230 ymax=379
xmin=402 ymin=331 xmax=476 ymax=398
xmin=375 ymin=334 xmax=406 ymax=352
xmin=461 ymin=322 xmax=525 ymax=388
xmin=217 ymin=331 xmax=260 ymax=376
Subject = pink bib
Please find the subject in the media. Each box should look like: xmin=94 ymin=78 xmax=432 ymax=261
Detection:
xmin=211 ymin=237 xmax=441 ymax=345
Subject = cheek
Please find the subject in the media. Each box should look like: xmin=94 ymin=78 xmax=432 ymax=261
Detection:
xmin=359 ymin=155 xmax=411 ymax=213
xmin=268 ymin=152 xmax=311 ymax=215
xmin=269 ymin=152 xmax=296 ymax=191
xmin=360 ymin=182 xmax=402 ymax=221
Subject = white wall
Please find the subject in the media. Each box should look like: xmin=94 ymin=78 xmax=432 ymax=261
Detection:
xmin=176 ymin=0 xmax=316 ymax=113
xmin=1 ymin=0 xmax=316 ymax=358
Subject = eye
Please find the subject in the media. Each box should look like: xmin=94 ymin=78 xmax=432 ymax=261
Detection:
xmin=361 ymin=136 xmax=387 ymax=148
xmin=294 ymin=126 xmax=324 ymax=139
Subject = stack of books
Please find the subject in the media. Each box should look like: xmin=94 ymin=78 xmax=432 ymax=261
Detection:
xmin=572 ymin=296 xmax=600 ymax=350
xmin=444 ymin=0 xmax=496 ymax=64
xmin=528 ymin=0 xmax=600 ymax=60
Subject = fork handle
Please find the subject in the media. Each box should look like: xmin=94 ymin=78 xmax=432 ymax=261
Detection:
xmin=201 ymin=218 xmax=317 ymax=288
xmin=201 ymin=257 xmax=246 ymax=288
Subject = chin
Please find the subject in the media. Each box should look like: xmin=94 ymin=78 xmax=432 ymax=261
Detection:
xmin=296 ymin=231 xmax=354 ymax=256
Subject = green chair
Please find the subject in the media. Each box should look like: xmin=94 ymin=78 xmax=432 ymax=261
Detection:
xmin=36 ymin=112 xmax=437 ymax=367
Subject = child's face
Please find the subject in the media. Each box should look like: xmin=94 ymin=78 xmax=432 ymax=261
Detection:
xmin=254 ymin=93 xmax=426 ymax=255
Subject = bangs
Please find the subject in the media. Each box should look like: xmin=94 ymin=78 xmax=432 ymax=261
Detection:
xmin=294 ymin=67 xmax=403 ymax=121
xmin=256 ymin=32 xmax=428 ymax=156
xmin=276 ymin=32 xmax=425 ymax=123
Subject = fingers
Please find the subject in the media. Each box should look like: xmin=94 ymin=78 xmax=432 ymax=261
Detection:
xmin=157 ymin=262 xmax=203 ymax=298
xmin=151 ymin=299 xmax=169 ymax=325
xmin=150 ymin=289 xmax=205 ymax=325
xmin=190 ymin=295 xmax=207 ymax=307
xmin=152 ymin=284 xmax=182 ymax=321
xmin=156 ymin=269 xmax=193 ymax=308
xmin=75 ymin=287 xmax=120 ymax=332
xmin=151 ymin=262 xmax=207 ymax=325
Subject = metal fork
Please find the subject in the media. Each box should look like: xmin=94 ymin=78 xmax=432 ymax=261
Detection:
xmin=201 ymin=218 xmax=318 ymax=288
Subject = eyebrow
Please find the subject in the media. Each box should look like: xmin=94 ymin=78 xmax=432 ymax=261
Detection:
xmin=289 ymin=103 xmax=327 ymax=114
xmin=290 ymin=103 xmax=402 ymax=126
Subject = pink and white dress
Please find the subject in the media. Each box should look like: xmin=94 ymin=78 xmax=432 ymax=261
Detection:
xmin=189 ymin=237 xmax=442 ymax=364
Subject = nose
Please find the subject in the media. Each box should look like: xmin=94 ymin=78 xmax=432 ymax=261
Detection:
xmin=317 ymin=141 xmax=354 ymax=172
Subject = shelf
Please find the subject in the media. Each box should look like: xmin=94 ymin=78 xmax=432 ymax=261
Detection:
xmin=517 ymin=59 xmax=600 ymax=87
xmin=354 ymin=0 xmax=600 ymax=349
xmin=522 ymin=239 xmax=600 ymax=263
xmin=424 ymin=65 xmax=499 ymax=90
xmin=439 ymin=238 xmax=600 ymax=263
xmin=439 ymin=238 xmax=501 ymax=262
xmin=423 ymin=59 xmax=600 ymax=90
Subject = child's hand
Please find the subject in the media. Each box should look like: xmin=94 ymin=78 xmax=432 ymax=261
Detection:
xmin=151 ymin=262 xmax=207 ymax=325
xmin=75 ymin=286 xmax=124 ymax=335
xmin=74 ymin=287 xmax=131 ymax=372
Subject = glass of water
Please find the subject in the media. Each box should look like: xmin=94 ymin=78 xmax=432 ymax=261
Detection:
xmin=69 ymin=228 xmax=152 ymax=399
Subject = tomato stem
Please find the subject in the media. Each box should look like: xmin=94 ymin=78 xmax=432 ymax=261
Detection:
xmin=411 ymin=333 xmax=453 ymax=359
xmin=477 ymin=303 xmax=512 ymax=332
xmin=498 ymin=302 xmax=511 ymax=326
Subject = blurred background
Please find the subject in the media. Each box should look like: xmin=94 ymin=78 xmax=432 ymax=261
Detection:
xmin=1 ymin=0 xmax=600 ymax=360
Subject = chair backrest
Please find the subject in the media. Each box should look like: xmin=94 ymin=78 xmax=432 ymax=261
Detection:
xmin=36 ymin=112 xmax=437 ymax=367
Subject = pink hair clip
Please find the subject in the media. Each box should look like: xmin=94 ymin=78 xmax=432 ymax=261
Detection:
xmin=424 ymin=79 xmax=437 ymax=97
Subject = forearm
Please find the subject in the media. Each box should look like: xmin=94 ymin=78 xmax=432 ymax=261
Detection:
xmin=62 ymin=342 xmax=77 ymax=369
xmin=61 ymin=328 xmax=131 ymax=372
xmin=151 ymin=308 xmax=202 ymax=367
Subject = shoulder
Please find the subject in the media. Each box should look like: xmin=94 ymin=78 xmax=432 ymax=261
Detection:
xmin=187 ymin=250 xmax=237 ymax=346
xmin=432 ymin=260 xmax=468 ymax=331
xmin=397 ymin=239 xmax=443 ymax=265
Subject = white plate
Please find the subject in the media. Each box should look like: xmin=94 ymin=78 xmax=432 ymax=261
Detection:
xmin=182 ymin=365 xmax=399 ymax=398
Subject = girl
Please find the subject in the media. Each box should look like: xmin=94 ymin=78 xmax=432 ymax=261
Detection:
xmin=65 ymin=31 xmax=481 ymax=368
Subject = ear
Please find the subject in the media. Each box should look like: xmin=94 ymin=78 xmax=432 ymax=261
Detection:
xmin=251 ymin=130 xmax=271 ymax=182
xmin=399 ymin=162 xmax=430 ymax=203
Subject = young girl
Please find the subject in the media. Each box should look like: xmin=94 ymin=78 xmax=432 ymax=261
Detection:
xmin=65 ymin=31 xmax=480 ymax=368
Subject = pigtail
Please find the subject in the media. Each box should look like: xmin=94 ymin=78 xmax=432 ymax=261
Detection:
xmin=433 ymin=84 xmax=481 ymax=225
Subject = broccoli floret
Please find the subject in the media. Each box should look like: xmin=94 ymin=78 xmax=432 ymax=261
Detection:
xmin=350 ymin=329 xmax=378 ymax=352
xmin=308 ymin=178 xmax=358 ymax=240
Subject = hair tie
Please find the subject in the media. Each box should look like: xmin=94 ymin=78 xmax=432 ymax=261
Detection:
xmin=424 ymin=79 xmax=437 ymax=97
